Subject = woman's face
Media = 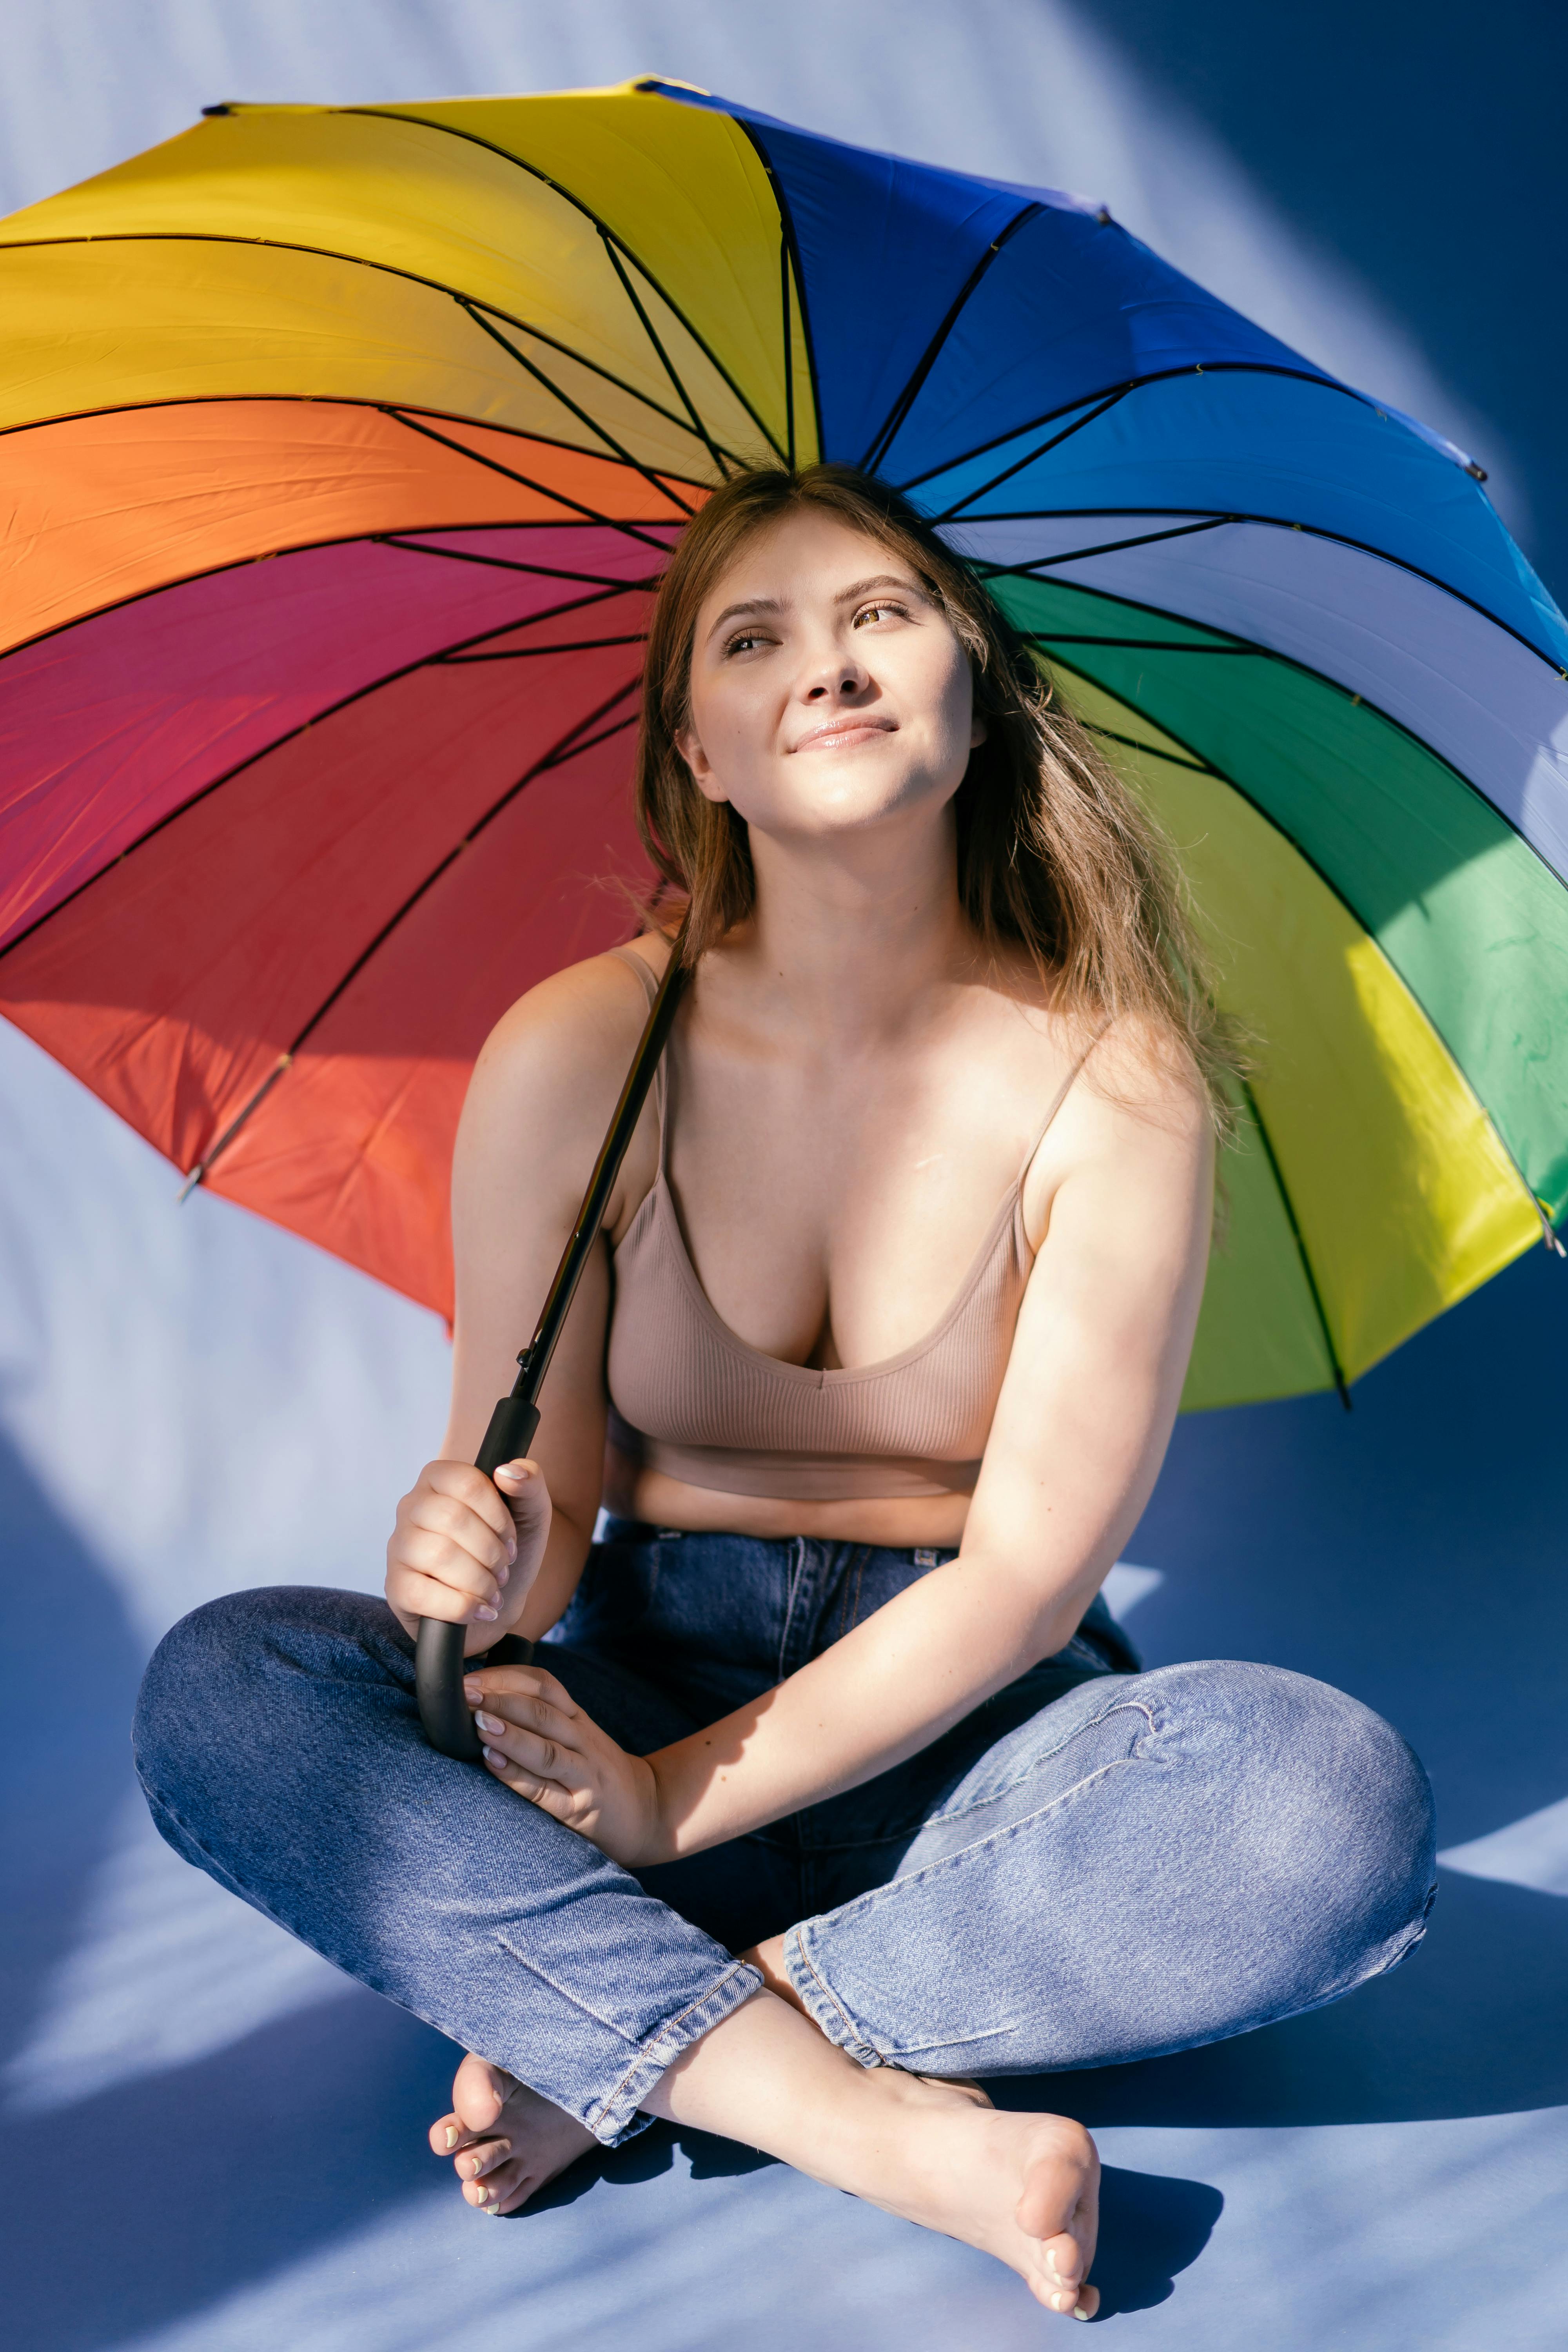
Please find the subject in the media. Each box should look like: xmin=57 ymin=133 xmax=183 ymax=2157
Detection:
xmin=676 ymin=508 xmax=984 ymax=846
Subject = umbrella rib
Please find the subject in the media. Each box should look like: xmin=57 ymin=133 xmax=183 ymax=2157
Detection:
xmin=971 ymin=516 xmax=1235 ymax=571
xmin=780 ymin=229 xmax=795 ymax=472
xmin=376 ymin=535 xmax=665 ymax=589
xmin=595 ymin=231 xmax=737 ymax=481
xmin=452 ymin=296 xmax=699 ymax=514
xmin=728 ymin=118 xmax=824 ymax=472
xmin=972 ymin=503 xmax=1568 ymax=677
xmin=439 ymin=633 xmax=647 ymax=661
xmin=891 ymin=361 xmax=1359 ymax=497
xmin=858 ymin=201 xmax=1042 ymax=477
xmin=1237 ymin=1077 xmax=1352 ymax=1410
xmin=181 ymin=681 xmax=644 ymax=1195
xmin=1077 ymin=720 xmax=1217 ymax=776
xmin=0 ymin=589 xmax=648 ymax=964
xmin=0 ymin=496 xmax=664 ymax=672
xmin=340 ymin=105 xmax=791 ymax=465
xmin=379 ymin=408 xmax=679 ymax=553
xmin=1021 ymin=634 xmax=1254 ymax=652
xmin=924 ymin=388 xmax=1133 ymax=523
xmin=2 ymin=228 xmax=741 ymax=456
xmin=1043 ymin=646 xmax=1563 ymax=1248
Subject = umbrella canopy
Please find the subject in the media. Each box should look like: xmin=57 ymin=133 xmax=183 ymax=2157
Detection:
xmin=2 ymin=79 xmax=1565 ymax=1410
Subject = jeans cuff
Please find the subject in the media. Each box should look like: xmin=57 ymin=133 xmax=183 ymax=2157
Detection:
xmin=781 ymin=1924 xmax=884 ymax=2069
xmin=584 ymin=1959 xmax=766 ymax=2145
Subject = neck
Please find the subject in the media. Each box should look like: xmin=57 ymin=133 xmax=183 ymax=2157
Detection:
xmin=733 ymin=804 xmax=970 ymax=1040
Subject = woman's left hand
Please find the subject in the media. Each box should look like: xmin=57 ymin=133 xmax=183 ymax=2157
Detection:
xmin=463 ymin=1664 xmax=666 ymax=1870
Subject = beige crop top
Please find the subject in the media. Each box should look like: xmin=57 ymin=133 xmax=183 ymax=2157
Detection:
xmin=603 ymin=948 xmax=1099 ymax=1501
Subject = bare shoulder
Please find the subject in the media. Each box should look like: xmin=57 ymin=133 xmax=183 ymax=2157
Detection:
xmin=457 ymin=935 xmax=671 ymax=1177
xmin=1078 ymin=1012 xmax=1214 ymax=1151
xmin=1021 ymin=1005 xmax=1214 ymax=1252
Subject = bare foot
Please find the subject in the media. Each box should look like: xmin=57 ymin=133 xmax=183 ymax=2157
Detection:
xmin=427 ymin=2051 xmax=597 ymax=2216
xmin=739 ymin=1939 xmax=1098 ymax=2315
xmin=848 ymin=2072 xmax=1101 ymax=2319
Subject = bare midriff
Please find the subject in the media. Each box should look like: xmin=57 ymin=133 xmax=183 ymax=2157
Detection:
xmin=603 ymin=1444 xmax=971 ymax=1547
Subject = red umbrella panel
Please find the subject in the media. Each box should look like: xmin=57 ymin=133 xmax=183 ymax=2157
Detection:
xmin=0 ymin=416 xmax=691 ymax=1318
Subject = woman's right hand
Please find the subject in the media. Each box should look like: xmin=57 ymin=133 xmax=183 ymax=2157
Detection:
xmin=385 ymin=1457 xmax=552 ymax=1653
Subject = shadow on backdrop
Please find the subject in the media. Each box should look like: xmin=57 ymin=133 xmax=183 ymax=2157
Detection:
xmin=0 ymin=1428 xmax=143 ymax=2073
xmin=1083 ymin=0 xmax=1568 ymax=601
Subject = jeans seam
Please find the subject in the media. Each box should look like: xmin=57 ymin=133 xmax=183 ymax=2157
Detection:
xmin=784 ymin=1928 xmax=882 ymax=2066
xmin=914 ymin=1695 xmax=1156 ymax=1831
xmin=823 ymin=1757 xmax=1144 ymax=1926
xmin=584 ymin=1959 xmax=764 ymax=2142
xmin=778 ymin=1539 xmax=808 ymax=1681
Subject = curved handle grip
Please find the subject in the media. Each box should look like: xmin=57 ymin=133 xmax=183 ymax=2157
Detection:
xmin=416 ymin=1393 xmax=541 ymax=1760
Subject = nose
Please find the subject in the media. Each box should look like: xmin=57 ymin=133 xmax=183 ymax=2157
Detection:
xmin=802 ymin=648 xmax=870 ymax=703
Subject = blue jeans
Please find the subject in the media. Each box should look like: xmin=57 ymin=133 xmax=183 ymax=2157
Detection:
xmin=133 ymin=1523 xmax=1437 ymax=2145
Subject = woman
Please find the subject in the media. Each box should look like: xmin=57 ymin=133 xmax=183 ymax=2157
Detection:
xmin=135 ymin=465 xmax=1436 ymax=2320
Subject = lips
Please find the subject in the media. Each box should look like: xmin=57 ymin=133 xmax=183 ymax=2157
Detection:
xmin=790 ymin=718 xmax=897 ymax=752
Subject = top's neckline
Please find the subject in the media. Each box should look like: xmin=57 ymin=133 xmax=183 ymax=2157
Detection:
xmin=614 ymin=1169 xmax=1028 ymax=1386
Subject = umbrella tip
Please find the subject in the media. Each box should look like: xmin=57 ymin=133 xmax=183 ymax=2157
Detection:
xmin=177 ymin=1164 xmax=205 ymax=1203
xmin=1465 ymin=460 xmax=1488 ymax=483
xmin=201 ymin=102 xmax=235 ymax=117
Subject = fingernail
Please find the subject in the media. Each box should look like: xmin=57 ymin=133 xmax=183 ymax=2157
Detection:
xmin=1073 ymin=2309 xmax=1090 ymax=2323
xmin=474 ymin=1711 xmax=505 ymax=1735
xmin=474 ymin=1604 xmax=499 ymax=1622
xmin=463 ymin=1680 xmax=481 ymax=1700
xmin=444 ymin=2126 xmax=459 ymax=2149
xmin=495 ymin=1562 xmax=510 ymax=1586
xmin=482 ymin=1745 xmax=505 ymax=1767
xmin=495 ymin=1461 xmax=530 ymax=1482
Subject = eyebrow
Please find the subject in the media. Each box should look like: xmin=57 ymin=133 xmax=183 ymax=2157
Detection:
xmin=705 ymin=573 xmax=927 ymax=642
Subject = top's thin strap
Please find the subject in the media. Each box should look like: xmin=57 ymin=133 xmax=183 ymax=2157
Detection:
xmin=1017 ymin=1020 xmax=1113 ymax=1180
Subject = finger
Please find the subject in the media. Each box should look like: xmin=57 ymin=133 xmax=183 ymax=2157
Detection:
xmin=420 ymin=1461 xmax=519 ymax=1547
xmin=472 ymin=1712 xmax=594 ymax=1789
xmin=464 ymin=1684 xmax=577 ymax=1743
xmin=407 ymin=1491 xmax=515 ymax=1573
xmin=465 ymin=1665 xmax=575 ymax=1717
xmin=491 ymin=1459 xmax=549 ymax=1524
xmin=397 ymin=1532 xmax=505 ymax=1615
xmin=480 ymin=1745 xmax=580 ymax=1822
xmin=390 ymin=1566 xmax=502 ymax=1628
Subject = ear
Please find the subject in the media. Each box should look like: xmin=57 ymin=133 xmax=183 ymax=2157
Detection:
xmin=969 ymin=710 xmax=989 ymax=750
xmin=675 ymin=725 xmax=729 ymax=805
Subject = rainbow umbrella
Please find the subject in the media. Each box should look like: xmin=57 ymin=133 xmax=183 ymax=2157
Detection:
xmin=2 ymin=79 xmax=1565 ymax=1413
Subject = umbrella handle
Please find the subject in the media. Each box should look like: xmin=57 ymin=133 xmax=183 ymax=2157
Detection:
xmin=414 ymin=927 xmax=690 ymax=1760
xmin=415 ymin=1395 xmax=541 ymax=1761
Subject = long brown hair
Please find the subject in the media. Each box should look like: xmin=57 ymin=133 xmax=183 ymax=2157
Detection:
xmin=633 ymin=463 xmax=1241 ymax=1134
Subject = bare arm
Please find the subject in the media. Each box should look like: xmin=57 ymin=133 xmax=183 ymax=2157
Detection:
xmin=639 ymin=1030 xmax=1214 ymax=1857
xmin=383 ymin=950 xmax=658 ymax=1651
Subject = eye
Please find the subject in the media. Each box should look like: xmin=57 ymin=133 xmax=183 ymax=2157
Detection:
xmin=853 ymin=598 xmax=911 ymax=629
xmin=721 ymin=628 xmax=770 ymax=657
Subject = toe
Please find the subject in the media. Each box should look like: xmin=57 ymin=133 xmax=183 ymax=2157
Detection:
xmin=457 ymin=2135 xmax=512 ymax=2182
xmin=452 ymin=2051 xmax=513 ymax=2136
xmin=466 ymin=2155 xmax=532 ymax=2216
